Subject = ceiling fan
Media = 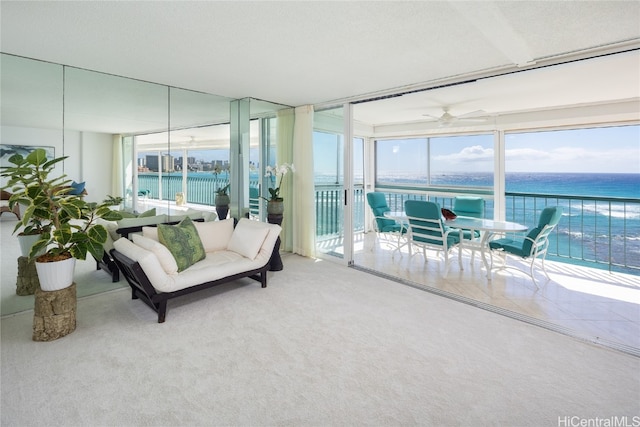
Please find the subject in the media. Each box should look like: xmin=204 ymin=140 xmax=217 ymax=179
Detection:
xmin=422 ymin=107 xmax=488 ymax=125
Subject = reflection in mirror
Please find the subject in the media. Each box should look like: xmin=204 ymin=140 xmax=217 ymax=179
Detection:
xmin=64 ymin=67 xmax=169 ymax=206
xmin=132 ymin=95 xmax=290 ymax=221
xmin=1 ymin=53 xmax=64 ymax=185
xmin=0 ymin=54 xmax=64 ymax=132
xmin=0 ymin=54 xmax=291 ymax=317
xmin=0 ymin=55 xmax=65 ymax=316
xmin=133 ymin=88 xmax=233 ymax=218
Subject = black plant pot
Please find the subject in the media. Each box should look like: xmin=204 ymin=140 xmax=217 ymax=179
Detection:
xmin=216 ymin=204 xmax=229 ymax=220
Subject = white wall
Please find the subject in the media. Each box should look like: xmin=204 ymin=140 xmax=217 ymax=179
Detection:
xmin=64 ymin=130 xmax=114 ymax=203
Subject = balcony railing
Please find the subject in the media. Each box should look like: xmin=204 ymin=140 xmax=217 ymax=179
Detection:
xmin=134 ymin=174 xmax=639 ymax=274
xmin=315 ymin=185 xmax=366 ymax=236
xmin=374 ymin=190 xmax=640 ymax=274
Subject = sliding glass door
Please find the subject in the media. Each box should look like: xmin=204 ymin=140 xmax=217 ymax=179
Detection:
xmin=312 ymin=105 xmax=362 ymax=264
xmin=314 ymin=107 xmax=346 ymax=260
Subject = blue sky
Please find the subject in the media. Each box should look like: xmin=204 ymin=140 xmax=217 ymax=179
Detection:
xmin=504 ymin=126 xmax=639 ymax=173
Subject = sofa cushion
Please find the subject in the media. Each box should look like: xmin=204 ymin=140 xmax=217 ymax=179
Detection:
xmin=117 ymin=214 xmax=169 ymax=229
xmin=142 ymin=226 xmax=159 ymax=241
xmin=168 ymin=210 xmax=203 ymax=223
xmin=227 ymin=218 xmax=270 ymax=260
xmin=194 ymin=218 xmax=235 ymax=252
xmin=157 ymin=218 xmax=206 ymax=272
xmin=132 ymin=234 xmax=178 ymax=274
xmin=113 ymin=237 xmax=170 ymax=289
xmin=201 ymin=211 xmax=218 ymax=222
xmin=137 ymin=208 xmax=157 ymax=218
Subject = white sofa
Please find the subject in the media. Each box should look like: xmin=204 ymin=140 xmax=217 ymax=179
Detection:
xmin=96 ymin=208 xmax=217 ymax=281
xmin=111 ymin=218 xmax=281 ymax=323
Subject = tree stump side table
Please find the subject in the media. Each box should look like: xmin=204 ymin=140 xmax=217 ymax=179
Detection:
xmin=33 ymin=283 xmax=77 ymax=341
xmin=16 ymin=256 xmax=39 ymax=296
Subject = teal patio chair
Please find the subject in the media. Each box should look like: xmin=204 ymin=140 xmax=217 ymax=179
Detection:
xmin=404 ymin=200 xmax=463 ymax=277
xmin=454 ymin=196 xmax=485 ymax=220
xmin=366 ymin=192 xmax=407 ymax=253
xmin=489 ymin=206 xmax=563 ymax=286
xmin=452 ymin=196 xmax=486 ymax=262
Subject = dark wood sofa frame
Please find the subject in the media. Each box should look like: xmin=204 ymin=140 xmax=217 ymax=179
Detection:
xmin=110 ymin=248 xmax=270 ymax=324
xmin=95 ymin=218 xmax=205 ymax=282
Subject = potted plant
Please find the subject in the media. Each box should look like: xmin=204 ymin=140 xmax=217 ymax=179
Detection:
xmin=215 ymin=183 xmax=230 ymax=219
xmin=15 ymin=211 xmax=51 ymax=258
xmin=263 ymin=163 xmax=295 ymax=216
xmin=1 ymin=149 xmax=122 ymax=291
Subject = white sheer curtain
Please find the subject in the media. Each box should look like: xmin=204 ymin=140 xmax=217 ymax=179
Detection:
xmin=276 ymin=105 xmax=315 ymax=256
xmin=291 ymin=105 xmax=315 ymax=257
xmin=276 ymin=108 xmax=295 ymax=251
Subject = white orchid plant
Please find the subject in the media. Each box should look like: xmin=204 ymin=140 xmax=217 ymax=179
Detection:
xmin=264 ymin=163 xmax=295 ymax=202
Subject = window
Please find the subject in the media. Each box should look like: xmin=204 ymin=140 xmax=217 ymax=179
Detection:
xmin=313 ymin=131 xmax=343 ymax=185
xmin=375 ymin=134 xmax=493 ymax=189
xmin=505 ymin=125 xmax=640 ymax=195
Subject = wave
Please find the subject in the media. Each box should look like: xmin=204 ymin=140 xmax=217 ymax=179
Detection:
xmin=579 ymin=203 xmax=640 ymax=220
xmin=559 ymin=229 xmax=640 ymax=242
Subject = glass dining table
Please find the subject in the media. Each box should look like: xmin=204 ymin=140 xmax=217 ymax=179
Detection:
xmin=448 ymin=216 xmax=528 ymax=278
xmin=384 ymin=211 xmax=528 ymax=279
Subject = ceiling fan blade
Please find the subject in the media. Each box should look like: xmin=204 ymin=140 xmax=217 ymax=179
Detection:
xmin=422 ymin=108 xmax=488 ymax=124
xmin=457 ymin=109 xmax=487 ymax=118
xmin=457 ymin=118 xmax=489 ymax=123
xmin=421 ymin=114 xmax=441 ymax=121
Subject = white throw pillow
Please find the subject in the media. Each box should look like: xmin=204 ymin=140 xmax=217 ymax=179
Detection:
xmin=194 ymin=218 xmax=235 ymax=252
xmin=142 ymin=226 xmax=159 ymax=241
xmin=132 ymin=234 xmax=178 ymax=275
xmin=226 ymin=218 xmax=270 ymax=260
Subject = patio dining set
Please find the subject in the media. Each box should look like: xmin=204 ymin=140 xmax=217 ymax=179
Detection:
xmin=366 ymin=192 xmax=563 ymax=285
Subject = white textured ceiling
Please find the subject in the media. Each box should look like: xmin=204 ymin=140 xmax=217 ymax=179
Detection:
xmin=354 ymin=51 xmax=640 ymax=126
xmin=2 ymin=0 xmax=640 ymax=109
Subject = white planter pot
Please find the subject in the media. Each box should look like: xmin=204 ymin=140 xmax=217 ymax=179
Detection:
xmin=18 ymin=234 xmax=45 ymax=258
xmin=35 ymin=257 xmax=76 ymax=291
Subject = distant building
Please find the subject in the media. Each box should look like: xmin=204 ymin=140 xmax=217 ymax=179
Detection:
xmin=145 ymin=154 xmax=174 ymax=172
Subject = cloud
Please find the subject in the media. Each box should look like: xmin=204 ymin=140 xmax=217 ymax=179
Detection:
xmin=432 ymin=145 xmax=494 ymax=163
xmin=505 ymin=147 xmax=552 ymax=161
xmin=432 ymin=144 xmax=638 ymax=173
xmin=506 ymin=147 xmax=639 ymax=172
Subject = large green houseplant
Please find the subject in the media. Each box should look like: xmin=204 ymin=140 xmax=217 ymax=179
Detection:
xmin=1 ymin=149 xmax=122 ymax=290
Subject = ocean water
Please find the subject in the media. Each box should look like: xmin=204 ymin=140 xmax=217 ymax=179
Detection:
xmin=371 ymin=172 xmax=640 ymax=198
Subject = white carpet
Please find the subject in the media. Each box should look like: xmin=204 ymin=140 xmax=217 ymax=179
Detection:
xmin=1 ymin=253 xmax=638 ymax=426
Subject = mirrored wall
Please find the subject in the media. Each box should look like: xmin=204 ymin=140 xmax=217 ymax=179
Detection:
xmin=1 ymin=53 xmax=290 ymax=215
xmin=0 ymin=53 xmax=290 ymax=314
